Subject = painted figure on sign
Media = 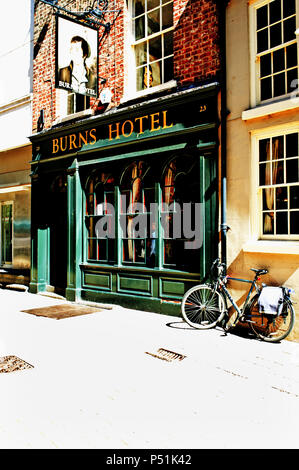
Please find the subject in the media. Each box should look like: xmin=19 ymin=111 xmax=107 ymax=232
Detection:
xmin=58 ymin=36 xmax=96 ymax=95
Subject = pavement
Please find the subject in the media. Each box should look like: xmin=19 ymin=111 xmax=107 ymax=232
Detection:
xmin=0 ymin=287 xmax=299 ymax=450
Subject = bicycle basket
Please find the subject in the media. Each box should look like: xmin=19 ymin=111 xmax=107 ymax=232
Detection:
xmin=258 ymin=286 xmax=284 ymax=316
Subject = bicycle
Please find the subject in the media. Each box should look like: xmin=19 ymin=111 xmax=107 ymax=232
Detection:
xmin=181 ymin=258 xmax=295 ymax=343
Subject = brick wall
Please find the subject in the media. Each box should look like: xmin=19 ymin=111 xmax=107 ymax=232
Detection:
xmin=33 ymin=0 xmax=221 ymax=132
xmin=174 ymin=0 xmax=220 ymax=87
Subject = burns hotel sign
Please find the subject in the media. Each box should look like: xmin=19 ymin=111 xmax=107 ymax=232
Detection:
xmin=51 ymin=110 xmax=174 ymax=155
xmin=55 ymin=15 xmax=98 ymax=98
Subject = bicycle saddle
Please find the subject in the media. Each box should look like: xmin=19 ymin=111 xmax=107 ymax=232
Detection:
xmin=250 ymin=268 xmax=268 ymax=275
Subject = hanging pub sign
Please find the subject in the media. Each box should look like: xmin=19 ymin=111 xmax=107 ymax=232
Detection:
xmin=55 ymin=15 xmax=98 ymax=98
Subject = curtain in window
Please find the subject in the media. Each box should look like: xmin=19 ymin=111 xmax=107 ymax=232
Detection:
xmin=128 ymin=162 xmax=143 ymax=260
xmin=263 ymin=137 xmax=281 ymax=233
xmin=163 ymin=160 xmax=176 ymax=205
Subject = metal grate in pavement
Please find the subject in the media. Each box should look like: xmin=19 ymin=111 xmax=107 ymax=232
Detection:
xmin=145 ymin=348 xmax=186 ymax=362
xmin=0 ymin=356 xmax=34 ymax=374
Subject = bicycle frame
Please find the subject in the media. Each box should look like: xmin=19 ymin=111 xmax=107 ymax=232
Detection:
xmin=217 ymin=275 xmax=262 ymax=320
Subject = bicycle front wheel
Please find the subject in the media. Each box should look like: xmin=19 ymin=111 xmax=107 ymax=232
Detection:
xmin=181 ymin=284 xmax=226 ymax=329
xmin=247 ymin=294 xmax=295 ymax=343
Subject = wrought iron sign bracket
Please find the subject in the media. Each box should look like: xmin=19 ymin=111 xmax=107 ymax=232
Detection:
xmin=39 ymin=0 xmax=121 ymax=32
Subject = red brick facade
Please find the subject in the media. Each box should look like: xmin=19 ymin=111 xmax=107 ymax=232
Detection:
xmin=33 ymin=0 xmax=221 ymax=133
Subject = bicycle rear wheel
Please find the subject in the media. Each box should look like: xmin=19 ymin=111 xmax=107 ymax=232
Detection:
xmin=181 ymin=284 xmax=226 ymax=329
xmin=246 ymin=294 xmax=295 ymax=343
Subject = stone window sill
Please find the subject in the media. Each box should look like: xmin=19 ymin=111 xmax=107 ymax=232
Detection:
xmin=242 ymin=97 xmax=299 ymax=121
xmin=243 ymin=240 xmax=299 ymax=255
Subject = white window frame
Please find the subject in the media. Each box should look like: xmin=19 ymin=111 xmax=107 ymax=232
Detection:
xmin=123 ymin=0 xmax=176 ymax=102
xmin=251 ymin=123 xmax=299 ymax=242
xmin=249 ymin=0 xmax=299 ymax=108
xmin=54 ymin=88 xmax=92 ymax=125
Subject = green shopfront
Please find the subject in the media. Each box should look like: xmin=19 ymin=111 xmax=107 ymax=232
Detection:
xmin=29 ymin=85 xmax=220 ymax=315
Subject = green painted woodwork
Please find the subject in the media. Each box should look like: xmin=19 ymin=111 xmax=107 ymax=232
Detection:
xmin=83 ymin=271 xmax=111 ymax=289
xmin=118 ymin=274 xmax=152 ymax=295
xmin=160 ymin=279 xmax=186 ymax=297
xmin=66 ymin=163 xmax=83 ymax=301
xmin=29 ymin=86 xmax=220 ymax=315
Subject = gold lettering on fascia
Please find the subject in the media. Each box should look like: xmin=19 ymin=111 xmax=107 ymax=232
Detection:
xmin=51 ymin=110 xmax=174 ymax=154
xmin=52 ymin=129 xmax=96 ymax=154
xmin=108 ymin=110 xmax=173 ymax=141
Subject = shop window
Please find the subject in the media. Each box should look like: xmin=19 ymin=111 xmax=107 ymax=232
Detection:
xmin=161 ymin=155 xmax=201 ymax=270
xmin=1 ymin=202 xmax=13 ymax=265
xmin=84 ymin=154 xmax=203 ymax=272
xmin=253 ymin=0 xmax=298 ymax=103
xmin=120 ymin=161 xmax=156 ymax=266
xmin=132 ymin=0 xmax=174 ymax=92
xmin=258 ymin=129 xmax=299 ymax=238
xmin=85 ymin=172 xmax=115 ymax=263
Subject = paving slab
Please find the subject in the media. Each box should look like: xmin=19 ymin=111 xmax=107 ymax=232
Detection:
xmin=0 ymin=288 xmax=299 ymax=449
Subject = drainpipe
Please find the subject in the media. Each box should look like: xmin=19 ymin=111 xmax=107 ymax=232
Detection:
xmin=218 ymin=0 xmax=229 ymax=271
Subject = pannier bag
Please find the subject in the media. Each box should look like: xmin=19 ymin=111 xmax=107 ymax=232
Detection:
xmin=258 ymin=286 xmax=284 ymax=316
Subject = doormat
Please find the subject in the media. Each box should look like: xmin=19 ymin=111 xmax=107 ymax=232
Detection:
xmin=145 ymin=348 xmax=186 ymax=362
xmin=0 ymin=356 xmax=34 ymax=374
xmin=21 ymin=303 xmax=102 ymax=320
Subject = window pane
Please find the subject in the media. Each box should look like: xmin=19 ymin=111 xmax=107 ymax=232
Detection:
xmin=257 ymin=5 xmax=268 ymax=30
xmin=283 ymin=0 xmax=295 ymax=18
xmin=290 ymin=211 xmax=299 ymax=233
xmin=287 ymin=43 xmax=297 ymax=69
xmin=87 ymin=193 xmax=94 ymax=215
xmin=149 ymin=35 xmax=162 ymax=60
xmin=270 ymin=23 xmax=282 ymax=48
xmin=259 ymin=138 xmax=270 ymax=161
xmin=260 ymin=162 xmax=271 ymax=185
xmin=135 ymin=239 xmax=146 ymax=263
xmin=284 ymin=17 xmax=296 ymax=43
xmin=162 ymin=3 xmax=173 ymax=30
xmin=97 ymin=240 xmax=107 ymax=261
xmin=148 ymin=9 xmax=160 ymax=36
xmin=88 ymin=238 xmax=97 ymax=260
xmin=144 ymin=187 xmax=155 ymax=209
xmin=261 ymin=76 xmax=272 ymax=100
xmin=263 ymin=212 xmax=274 ymax=234
xmin=286 ymin=159 xmax=299 ymax=183
xmin=134 ymin=0 xmax=145 ymax=16
xmin=149 ymin=61 xmax=161 ymax=86
xmin=164 ymin=239 xmax=176 ymax=264
xmin=263 ymin=188 xmax=274 ymax=210
xmin=273 ymin=71 xmax=285 ymax=96
xmin=257 ymin=28 xmax=269 ymax=53
xmin=270 ymin=0 xmax=281 ymax=24
xmin=276 ymin=211 xmax=288 ymax=234
xmin=135 ymin=16 xmax=145 ymax=40
xmin=108 ymin=239 xmax=115 ymax=262
xmin=287 ymin=68 xmax=298 ymax=93
xmin=286 ymin=133 xmax=298 ymax=158
xmin=148 ymin=0 xmax=159 ymax=10
xmin=164 ymin=30 xmax=173 ymax=57
xmin=136 ymin=66 xmax=146 ymax=90
xmin=164 ymin=56 xmax=173 ymax=82
xmin=276 ymin=186 xmax=288 ymax=209
xmin=123 ymin=239 xmax=132 ymax=262
xmin=272 ymin=160 xmax=284 ymax=184
xmin=261 ymin=53 xmax=272 ymax=77
xmin=273 ymin=48 xmax=285 ymax=73
xmin=290 ymin=186 xmax=299 ymax=209
xmin=135 ymin=41 xmax=147 ymax=66
xmin=272 ymin=135 xmax=284 ymax=160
